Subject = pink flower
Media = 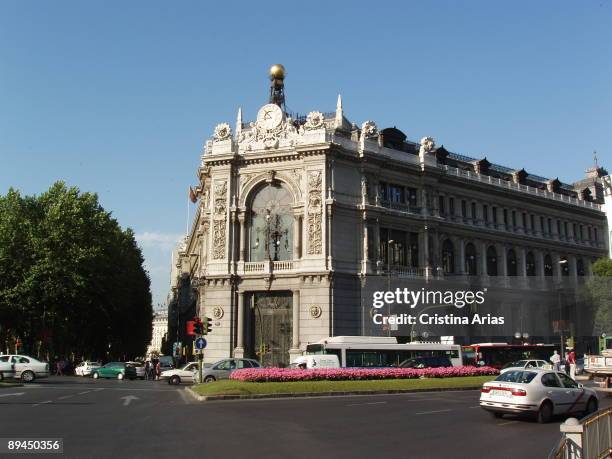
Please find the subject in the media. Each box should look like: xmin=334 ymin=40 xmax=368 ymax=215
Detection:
xmin=229 ymin=366 xmax=499 ymax=382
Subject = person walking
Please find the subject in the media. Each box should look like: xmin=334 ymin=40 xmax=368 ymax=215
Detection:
xmin=567 ymin=349 xmax=577 ymax=379
xmin=144 ymin=360 xmax=151 ymax=380
xmin=550 ymin=350 xmax=561 ymax=371
xmin=155 ymin=361 xmax=161 ymax=381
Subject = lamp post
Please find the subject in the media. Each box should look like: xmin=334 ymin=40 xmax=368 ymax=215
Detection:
xmin=557 ymin=258 xmax=568 ymax=358
xmin=255 ymin=208 xmax=288 ymax=262
xmin=386 ymin=240 xmax=395 ymax=337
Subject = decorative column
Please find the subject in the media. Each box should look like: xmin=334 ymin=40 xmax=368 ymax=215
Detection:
xmin=373 ymin=219 xmax=381 ymax=270
xmin=293 ymin=211 xmax=302 ymax=259
xmin=517 ymin=247 xmax=527 ymax=277
xmin=289 ymin=290 xmax=301 ymax=361
xmin=479 ymin=240 xmax=488 ymax=276
xmin=238 ymin=212 xmax=247 ymax=262
xmin=536 ymin=250 xmax=545 ymax=278
xmin=235 ymin=291 xmax=245 ymax=358
xmin=567 ymin=221 xmax=575 ymax=243
xmin=496 ymin=207 xmax=505 ymax=231
xmin=568 ymin=255 xmax=578 ymax=283
xmin=456 ymin=237 xmax=465 ymax=275
xmin=362 ymin=218 xmax=370 ymax=273
xmin=552 ymin=252 xmax=562 ymax=282
xmin=497 ymin=243 xmax=508 ymax=277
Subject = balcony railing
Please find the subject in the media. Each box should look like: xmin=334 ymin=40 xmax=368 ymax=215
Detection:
xmin=442 ymin=165 xmax=602 ymax=210
xmin=242 ymin=260 xmax=295 ymax=274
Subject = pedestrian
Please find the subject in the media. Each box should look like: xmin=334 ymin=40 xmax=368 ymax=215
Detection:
xmin=568 ymin=349 xmax=577 ymax=379
xmin=144 ymin=360 xmax=151 ymax=380
xmin=550 ymin=350 xmax=561 ymax=371
xmin=155 ymin=361 xmax=161 ymax=381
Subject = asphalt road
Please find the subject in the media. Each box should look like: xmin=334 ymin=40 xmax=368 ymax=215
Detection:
xmin=1 ymin=376 xmax=610 ymax=459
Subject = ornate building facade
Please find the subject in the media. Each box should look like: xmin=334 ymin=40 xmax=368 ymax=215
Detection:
xmin=178 ymin=67 xmax=609 ymax=365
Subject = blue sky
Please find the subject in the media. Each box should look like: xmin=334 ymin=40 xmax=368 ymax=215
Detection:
xmin=1 ymin=1 xmax=610 ymax=308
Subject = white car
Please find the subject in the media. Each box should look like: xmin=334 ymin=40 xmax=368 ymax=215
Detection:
xmin=0 ymin=355 xmax=49 ymax=382
xmin=500 ymin=359 xmax=551 ymax=373
xmin=480 ymin=368 xmax=599 ymax=423
xmin=74 ymin=361 xmax=102 ymax=377
xmin=161 ymin=362 xmax=200 ymax=385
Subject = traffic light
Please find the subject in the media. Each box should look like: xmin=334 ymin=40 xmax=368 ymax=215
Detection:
xmin=565 ymin=337 xmax=575 ymax=350
xmin=186 ymin=320 xmax=196 ymax=336
xmin=193 ymin=318 xmax=203 ymax=335
xmin=202 ymin=317 xmax=213 ymax=335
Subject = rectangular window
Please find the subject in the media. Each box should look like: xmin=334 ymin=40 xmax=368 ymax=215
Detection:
xmin=557 ymin=220 xmax=561 ymax=236
xmin=439 ymin=196 xmax=445 ymax=215
xmin=471 ymin=202 xmax=476 ymax=222
xmin=503 ymin=209 xmax=508 ymax=225
xmin=530 ymin=214 xmax=535 ymax=230
xmin=449 ymin=197 xmax=455 ymax=216
xmin=461 ymin=200 xmax=467 ymax=218
xmin=389 ymin=185 xmax=404 ymax=203
xmin=492 ymin=207 xmax=497 ymax=224
xmin=548 ymin=218 xmax=552 ymax=235
xmin=522 ymin=213 xmax=527 ymax=230
xmin=573 ymin=223 xmax=577 ymax=239
xmin=512 ymin=211 xmax=517 ymax=228
xmin=407 ymin=188 xmax=418 ymax=207
xmin=483 ymin=205 xmax=489 ymax=223
xmin=580 ymin=225 xmax=584 ymax=241
xmin=594 ymin=227 xmax=598 ymax=242
xmin=380 ymin=182 xmax=388 ymax=201
xmin=587 ymin=227 xmax=592 ymax=241
xmin=564 ymin=222 xmax=568 ymax=236
xmin=541 ymin=216 xmax=545 ymax=234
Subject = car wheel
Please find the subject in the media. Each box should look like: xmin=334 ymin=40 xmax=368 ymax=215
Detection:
xmin=0 ymin=372 xmax=4 ymax=382
xmin=92 ymin=372 xmax=99 ymax=379
xmin=21 ymin=370 xmax=36 ymax=383
xmin=584 ymin=397 xmax=598 ymax=416
xmin=537 ymin=401 xmax=553 ymax=424
xmin=117 ymin=373 xmax=124 ymax=380
xmin=491 ymin=412 xmax=504 ymax=419
xmin=170 ymin=375 xmax=181 ymax=385
xmin=204 ymin=376 xmax=216 ymax=383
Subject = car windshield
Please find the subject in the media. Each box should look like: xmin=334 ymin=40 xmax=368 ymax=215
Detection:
xmin=502 ymin=360 xmax=529 ymax=369
xmin=495 ymin=370 xmax=537 ymax=383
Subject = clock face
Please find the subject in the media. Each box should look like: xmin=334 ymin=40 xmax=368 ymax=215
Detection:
xmin=257 ymin=104 xmax=283 ymax=130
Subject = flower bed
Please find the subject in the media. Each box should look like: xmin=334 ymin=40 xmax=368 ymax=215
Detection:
xmin=230 ymin=366 xmax=498 ymax=383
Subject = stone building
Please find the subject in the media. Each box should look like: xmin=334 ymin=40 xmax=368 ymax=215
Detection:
xmin=178 ymin=66 xmax=609 ymax=365
xmin=146 ymin=309 xmax=168 ymax=356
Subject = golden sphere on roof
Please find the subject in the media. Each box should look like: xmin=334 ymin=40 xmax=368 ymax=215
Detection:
xmin=269 ymin=64 xmax=286 ymax=80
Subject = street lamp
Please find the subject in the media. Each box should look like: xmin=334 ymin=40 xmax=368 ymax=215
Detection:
xmin=255 ymin=208 xmax=288 ymax=261
xmin=557 ymin=258 xmax=569 ymax=358
xmin=386 ymin=240 xmax=395 ymax=337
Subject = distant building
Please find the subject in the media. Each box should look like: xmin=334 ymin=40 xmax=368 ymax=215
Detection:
xmin=147 ymin=309 xmax=168 ymax=356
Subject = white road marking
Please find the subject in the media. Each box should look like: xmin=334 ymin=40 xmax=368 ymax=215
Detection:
xmin=78 ymin=390 xmax=93 ymax=395
xmin=415 ymin=409 xmax=453 ymax=415
xmin=469 ymin=406 xmax=481 ymax=409
xmin=121 ymin=395 xmax=139 ymax=406
xmin=57 ymin=395 xmax=74 ymax=400
xmin=177 ymin=389 xmax=191 ymax=405
xmin=32 ymin=400 xmax=53 ymax=406
xmin=346 ymin=401 xmax=388 ymax=406
xmin=497 ymin=421 xmax=518 ymax=426
xmin=0 ymin=392 xmax=24 ymax=398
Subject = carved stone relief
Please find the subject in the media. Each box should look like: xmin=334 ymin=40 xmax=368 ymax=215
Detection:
xmin=307 ymin=171 xmax=322 ymax=255
xmin=212 ymin=181 xmax=228 ymax=259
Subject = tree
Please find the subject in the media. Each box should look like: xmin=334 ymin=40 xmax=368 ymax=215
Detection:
xmin=586 ymin=258 xmax=612 ymax=336
xmin=0 ymin=182 xmax=152 ymax=360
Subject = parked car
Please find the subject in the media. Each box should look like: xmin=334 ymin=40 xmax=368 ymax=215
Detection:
xmin=0 ymin=355 xmax=49 ymax=382
xmin=91 ymin=362 xmax=137 ymax=380
xmin=398 ymin=356 xmax=452 ymax=369
xmin=201 ymin=358 xmax=261 ymax=383
xmin=480 ymin=368 xmax=599 ymax=423
xmin=290 ymin=355 xmax=340 ymax=369
xmin=126 ymin=361 xmax=145 ymax=379
xmin=74 ymin=361 xmax=102 ymax=377
xmin=157 ymin=356 xmax=175 ymax=371
xmin=500 ymin=360 xmax=551 ymax=373
xmin=161 ymin=362 xmax=200 ymax=385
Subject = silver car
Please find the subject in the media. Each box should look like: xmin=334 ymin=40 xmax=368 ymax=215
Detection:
xmin=201 ymin=358 xmax=260 ymax=383
xmin=480 ymin=368 xmax=599 ymax=423
xmin=499 ymin=359 xmax=551 ymax=373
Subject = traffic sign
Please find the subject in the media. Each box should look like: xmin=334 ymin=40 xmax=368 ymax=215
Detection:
xmin=195 ymin=337 xmax=207 ymax=350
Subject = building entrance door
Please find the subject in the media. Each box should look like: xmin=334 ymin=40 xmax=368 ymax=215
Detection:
xmin=246 ymin=291 xmax=292 ymax=367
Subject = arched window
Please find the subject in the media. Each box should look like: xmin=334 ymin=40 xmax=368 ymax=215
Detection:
xmin=248 ymin=182 xmax=294 ymax=261
xmin=441 ymin=239 xmax=454 ymax=274
xmin=577 ymin=259 xmax=585 ymax=276
xmin=507 ymin=249 xmax=517 ymax=276
xmin=487 ymin=245 xmax=498 ymax=276
xmin=465 ymin=243 xmax=477 ymax=275
xmin=544 ymin=254 xmax=553 ymax=276
xmin=526 ymin=252 xmax=536 ymax=276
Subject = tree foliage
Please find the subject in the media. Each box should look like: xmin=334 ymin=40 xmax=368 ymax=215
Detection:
xmin=0 ymin=182 xmax=152 ymax=360
xmin=586 ymin=258 xmax=612 ymax=336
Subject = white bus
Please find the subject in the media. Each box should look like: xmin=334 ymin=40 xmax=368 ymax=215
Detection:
xmin=304 ymin=336 xmax=463 ymax=368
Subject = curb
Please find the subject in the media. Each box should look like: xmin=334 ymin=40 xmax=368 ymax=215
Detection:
xmin=185 ymin=385 xmax=483 ymax=402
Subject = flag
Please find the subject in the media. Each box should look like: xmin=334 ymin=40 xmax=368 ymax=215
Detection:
xmin=189 ymin=186 xmax=197 ymax=203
